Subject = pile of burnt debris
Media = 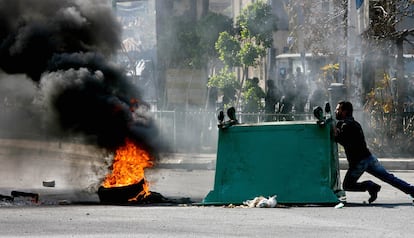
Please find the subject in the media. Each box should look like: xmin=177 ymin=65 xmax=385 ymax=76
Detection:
xmin=98 ymin=181 xmax=192 ymax=206
xmin=0 ymin=191 xmax=40 ymax=205
xmin=0 ymin=187 xmax=192 ymax=206
xmin=98 ymin=189 xmax=191 ymax=206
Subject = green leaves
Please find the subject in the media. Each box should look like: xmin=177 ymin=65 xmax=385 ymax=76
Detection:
xmin=215 ymin=32 xmax=241 ymax=67
xmin=236 ymin=0 xmax=277 ymax=48
xmin=211 ymin=1 xmax=276 ymax=110
xmin=215 ymin=1 xmax=276 ymax=68
xmin=197 ymin=12 xmax=233 ymax=59
xmin=207 ymin=67 xmax=239 ymax=89
xmin=239 ymin=42 xmax=266 ymax=67
xmin=207 ymin=67 xmax=239 ymax=107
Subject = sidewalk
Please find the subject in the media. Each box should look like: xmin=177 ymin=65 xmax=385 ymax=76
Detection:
xmin=158 ymin=153 xmax=414 ymax=171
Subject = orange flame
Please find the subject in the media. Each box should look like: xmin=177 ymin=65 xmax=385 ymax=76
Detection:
xmin=102 ymin=138 xmax=154 ymax=198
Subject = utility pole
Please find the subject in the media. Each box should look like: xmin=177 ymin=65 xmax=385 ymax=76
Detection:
xmin=296 ymin=4 xmax=306 ymax=77
xmin=346 ymin=0 xmax=369 ymax=108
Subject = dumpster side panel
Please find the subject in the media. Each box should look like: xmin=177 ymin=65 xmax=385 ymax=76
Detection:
xmin=203 ymin=122 xmax=341 ymax=204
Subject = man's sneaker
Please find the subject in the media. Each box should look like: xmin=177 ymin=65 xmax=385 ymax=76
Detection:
xmin=368 ymin=184 xmax=381 ymax=204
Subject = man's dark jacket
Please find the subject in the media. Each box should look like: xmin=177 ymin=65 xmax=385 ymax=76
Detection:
xmin=335 ymin=116 xmax=371 ymax=167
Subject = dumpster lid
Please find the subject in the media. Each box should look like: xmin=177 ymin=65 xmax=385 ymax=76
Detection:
xmin=236 ymin=121 xmax=318 ymax=127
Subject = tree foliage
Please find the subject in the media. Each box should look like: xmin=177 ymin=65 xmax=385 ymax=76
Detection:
xmin=367 ymin=0 xmax=414 ymax=41
xmin=361 ymin=0 xmax=414 ymax=156
xmin=197 ymin=12 xmax=234 ymax=60
xmin=285 ymin=0 xmax=348 ymax=55
xmin=215 ymin=1 xmax=277 ymax=69
xmin=215 ymin=31 xmax=242 ymax=68
xmin=207 ymin=67 xmax=239 ymax=107
xmin=207 ymin=66 xmax=239 ymax=89
xmin=236 ymin=1 xmax=276 ymax=48
xmin=212 ymin=1 xmax=277 ymax=110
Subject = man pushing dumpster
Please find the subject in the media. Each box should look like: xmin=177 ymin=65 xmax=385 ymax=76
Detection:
xmin=334 ymin=101 xmax=414 ymax=203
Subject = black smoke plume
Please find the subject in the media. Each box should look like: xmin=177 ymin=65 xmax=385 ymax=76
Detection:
xmin=0 ymin=0 xmax=161 ymax=153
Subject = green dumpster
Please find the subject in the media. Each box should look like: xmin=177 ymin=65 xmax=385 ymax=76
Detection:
xmin=203 ymin=120 xmax=343 ymax=205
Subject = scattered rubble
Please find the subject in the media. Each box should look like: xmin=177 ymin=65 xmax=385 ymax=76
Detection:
xmin=0 ymin=190 xmax=40 ymax=206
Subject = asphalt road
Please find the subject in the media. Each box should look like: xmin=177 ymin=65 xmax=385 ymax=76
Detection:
xmin=1 ymin=141 xmax=414 ymax=237
xmin=1 ymin=170 xmax=414 ymax=238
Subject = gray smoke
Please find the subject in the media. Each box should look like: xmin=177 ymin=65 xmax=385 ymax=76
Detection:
xmin=0 ymin=0 xmax=162 ymax=153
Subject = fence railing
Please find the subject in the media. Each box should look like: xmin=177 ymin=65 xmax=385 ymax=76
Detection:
xmin=150 ymin=110 xmax=414 ymax=154
xmin=360 ymin=110 xmax=414 ymax=156
xmin=150 ymin=110 xmax=316 ymax=153
xmin=2 ymin=104 xmax=414 ymax=155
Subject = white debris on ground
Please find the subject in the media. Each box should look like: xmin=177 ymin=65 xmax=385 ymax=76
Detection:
xmin=334 ymin=202 xmax=345 ymax=209
xmin=243 ymin=195 xmax=277 ymax=208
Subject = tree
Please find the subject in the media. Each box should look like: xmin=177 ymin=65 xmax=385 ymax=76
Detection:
xmin=215 ymin=31 xmax=242 ymax=68
xmin=237 ymin=1 xmax=277 ymax=49
xmin=361 ymin=0 xmax=414 ymax=155
xmin=363 ymin=0 xmax=414 ymax=112
xmin=213 ymin=1 xmax=277 ymax=110
xmin=197 ymin=12 xmax=233 ymax=110
xmin=285 ymin=0 xmax=348 ymax=55
xmin=207 ymin=66 xmax=239 ymax=108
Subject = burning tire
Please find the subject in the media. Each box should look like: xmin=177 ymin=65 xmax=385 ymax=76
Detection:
xmin=98 ymin=180 xmax=145 ymax=205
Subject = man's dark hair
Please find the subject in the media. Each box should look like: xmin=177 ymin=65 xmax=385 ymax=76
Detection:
xmin=338 ymin=101 xmax=353 ymax=116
